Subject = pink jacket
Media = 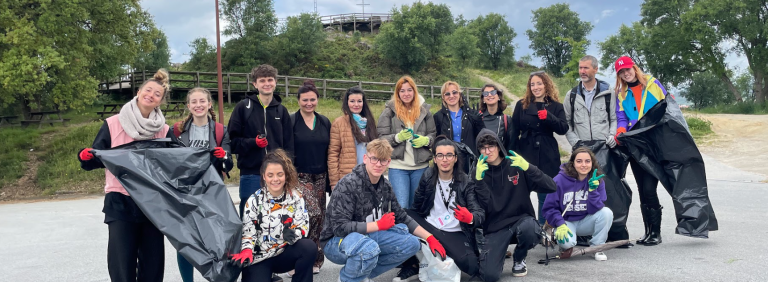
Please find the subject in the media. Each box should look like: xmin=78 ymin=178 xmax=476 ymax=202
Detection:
xmin=103 ymin=115 xmax=169 ymax=195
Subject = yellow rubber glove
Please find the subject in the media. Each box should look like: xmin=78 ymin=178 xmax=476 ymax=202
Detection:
xmin=411 ymin=135 xmax=430 ymax=148
xmin=505 ymin=150 xmax=529 ymax=171
xmin=475 ymin=155 xmax=489 ymax=180
xmin=588 ymin=170 xmax=605 ymax=192
xmin=555 ymin=224 xmax=573 ymax=245
xmin=396 ymin=129 xmax=413 ymax=143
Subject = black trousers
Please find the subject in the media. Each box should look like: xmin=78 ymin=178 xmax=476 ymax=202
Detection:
xmin=107 ymin=219 xmax=165 ymax=282
xmin=629 ymin=157 xmax=661 ymax=208
xmin=405 ymin=209 xmax=479 ymax=276
xmin=242 ymin=238 xmax=318 ymax=282
xmin=479 ymin=216 xmax=540 ymax=282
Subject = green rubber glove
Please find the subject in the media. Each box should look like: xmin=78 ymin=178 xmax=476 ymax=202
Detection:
xmin=475 ymin=155 xmax=489 ymax=180
xmin=555 ymin=224 xmax=574 ymax=245
xmin=505 ymin=150 xmax=529 ymax=171
xmin=411 ymin=135 xmax=430 ymax=148
xmin=396 ymin=129 xmax=413 ymax=143
xmin=588 ymin=170 xmax=605 ymax=192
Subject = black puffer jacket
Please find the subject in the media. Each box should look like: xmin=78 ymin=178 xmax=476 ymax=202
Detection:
xmin=319 ymin=163 xmax=418 ymax=248
xmin=412 ymin=168 xmax=486 ymax=254
xmin=433 ymin=105 xmax=485 ymax=156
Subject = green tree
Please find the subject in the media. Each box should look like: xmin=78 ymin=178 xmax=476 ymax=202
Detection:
xmin=0 ymin=0 xmax=157 ymax=112
xmin=598 ymin=22 xmax=648 ymax=71
xmin=272 ymin=13 xmax=324 ymax=70
xmin=133 ymin=30 xmax=171 ymax=72
xmin=184 ymin=38 xmax=217 ymax=72
xmin=679 ymin=72 xmax=734 ymax=108
xmin=559 ymin=37 xmax=588 ymax=82
xmin=448 ymin=26 xmax=480 ymax=67
xmin=219 ymin=0 xmax=277 ymax=71
xmin=376 ymin=2 xmax=454 ymax=73
xmin=526 ymin=3 xmax=593 ymax=76
xmin=468 ymin=13 xmax=517 ymax=70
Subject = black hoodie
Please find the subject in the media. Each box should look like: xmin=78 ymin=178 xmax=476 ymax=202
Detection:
xmin=471 ymin=128 xmax=556 ymax=233
xmin=227 ymin=92 xmax=294 ymax=175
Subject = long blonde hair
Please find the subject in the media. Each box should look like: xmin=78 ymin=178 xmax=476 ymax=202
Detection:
xmin=614 ymin=65 xmax=649 ymax=100
xmin=177 ymin=87 xmax=217 ymax=133
xmin=393 ymin=76 xmax=421 ymax=127
xmin=523 ymin=72 xmax=560 ymax=109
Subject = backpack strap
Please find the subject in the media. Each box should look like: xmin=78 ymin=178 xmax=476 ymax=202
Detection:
xmin=503 ymin=114 xmax=508 ymax=131
xmin=569 ymin=84 xmax=579 ymax=129
xmin=289 ymin=112 xmax=297 ymax=127
xmin=214 ymin=122 xmax=224 ymax=146
xmin=172 ymin=121 xmax=183 ymax=138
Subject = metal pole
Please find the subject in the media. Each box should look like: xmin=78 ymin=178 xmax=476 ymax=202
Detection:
xmin=215 ymin=0 xmax=225 ymax=123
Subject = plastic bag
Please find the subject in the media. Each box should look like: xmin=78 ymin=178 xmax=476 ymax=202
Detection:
xmin=93 ymin=139 xmax=242 ymax=282
xmin=579 ymin=140 xmax=632 ymax=240
xmin=415 ymin=241 xmax=460 ymax=282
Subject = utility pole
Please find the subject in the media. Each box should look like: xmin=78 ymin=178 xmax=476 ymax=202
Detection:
xmin=356 ymin=0 xmax=369 ymax=17
xmin=214 ymin=0 xmax=224 ymax=122
xmin=314 ymin=0 xmax=317 ymax=14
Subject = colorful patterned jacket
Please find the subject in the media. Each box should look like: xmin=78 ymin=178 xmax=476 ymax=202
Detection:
xmin=241 ymin=188 xmax=309 ymax=265
xmin=616 ymin=75 xmax=668 ymax=130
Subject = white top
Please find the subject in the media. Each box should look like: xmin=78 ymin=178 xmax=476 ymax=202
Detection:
xmin=425 ymin=178 xmax=462 ymax=232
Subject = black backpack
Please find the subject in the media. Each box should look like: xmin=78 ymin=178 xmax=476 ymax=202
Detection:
xmin=569 ymin=81 xmax=611 ymax=129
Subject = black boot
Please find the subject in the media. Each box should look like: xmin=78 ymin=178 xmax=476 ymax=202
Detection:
xmin=636 ymin=205 xmax=651 ymax=245
xmin=642 ymin=206 xmax=662 ymax=246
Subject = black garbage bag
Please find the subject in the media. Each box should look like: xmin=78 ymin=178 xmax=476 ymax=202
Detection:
xmin=93 ymin=139 xmax=242 ymax=282
xmin=579 ymin=140 xmax=632 ymax=241
xmin=617 ymin=96 xmax=718 ymax=238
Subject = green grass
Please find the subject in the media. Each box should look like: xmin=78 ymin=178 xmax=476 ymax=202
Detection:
xmin=475 ymin=68 xmax=576 ymax=102
xmin=686 ymin=116 xmax=713 ymax=141
xmin=698 ymin=101 xmax=768 ymax=115
xmin=36 ymin=122 xmax=104 ymax=194
xmin=0 ymin=128 xmax=41 ymax=188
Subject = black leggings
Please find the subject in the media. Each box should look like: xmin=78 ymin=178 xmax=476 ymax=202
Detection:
xmin=241 ymin=238 xmax=318 ymax=282
xmin=629 ymin=157 xmax=661 ymax=208
xmin=107 ymin=219 xmax=165 ymax=282
xmin=405 ymin=209 xmax=479 ymax=276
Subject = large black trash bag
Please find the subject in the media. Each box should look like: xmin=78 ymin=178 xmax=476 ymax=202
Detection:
xmin=579 ymin=140 xmax=632 ymax=240
xmin=93 ymin=139 xmax=242 ymax=282
xmin=617 ymin=96 xmax=718 ymax=238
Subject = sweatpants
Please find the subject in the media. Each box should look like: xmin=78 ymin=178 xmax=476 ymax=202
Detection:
xmin=405 ymin=209 xmax=479 ymax=276
xmin=107 ymin=219 xmax=165 ymax=282
xmin=478 ymin=216 xmax=540 ymax=282
xmin=241 ymin=238 xmax=318 ymax=282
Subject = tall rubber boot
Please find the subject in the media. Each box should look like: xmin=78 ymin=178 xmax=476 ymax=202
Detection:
xmin=636 ymin=204 xmax=651 ymax=245
xmin=643 ymin=206 xmax=662 ymax=246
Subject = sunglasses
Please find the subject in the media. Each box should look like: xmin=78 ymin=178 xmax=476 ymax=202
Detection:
xmin=443 ymin=90 xmax=459 ymax=97
xmin=530 ymin=70 xmax=545 ymax=76
xmin=482 ymin=90 xmax=498 ymax=97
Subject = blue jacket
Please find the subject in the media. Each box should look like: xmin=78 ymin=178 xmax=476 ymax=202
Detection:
xmin=616 ymin=75 xmax=668 ymax=130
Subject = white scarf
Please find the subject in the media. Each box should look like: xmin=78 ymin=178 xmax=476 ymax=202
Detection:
xmin=118 ymin=97 xmax=166 ymax=140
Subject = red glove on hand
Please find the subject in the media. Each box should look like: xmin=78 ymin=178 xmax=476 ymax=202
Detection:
xmin=453 ymin=205 xmax=473 ymax=224
xmin=255 ymin=135 xmax=268 ymax=148
xmin=213 ymin=147 xmax=226 ymax=159
xmin=376 ymin=212 xmax=395 ymax=231
xmin=229 ymin=249 xmax=253 ymax=267
xmin=614 ymin=127 xmax=627 ymax=145
xmin=426 ymin=235 xmax=447 ymax=260
xmin=537 ymin=110 xmax=547 ymax=120
xmin=79 ymin=148 xmax=94 ymax=161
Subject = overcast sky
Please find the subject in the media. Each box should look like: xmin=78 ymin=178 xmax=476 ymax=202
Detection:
xmin=140 ymin=0 xmax=748 ymax=85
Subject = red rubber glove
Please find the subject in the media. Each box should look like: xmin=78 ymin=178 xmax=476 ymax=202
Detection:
xmin=79 ymin=148 xmax=94 ymax=161
xmin=376 ymin=212 xmax=395 ymax=231
xmin=426 ymin=235 xmax=446 ymax=260
xmin=614 ymin=127 xmax=627 ymax=145
xmin=537 ymin=110 xmax=547 ymax=120
xmin=255 ymin=135 xmax=268 ymax=148
xmin=213 ymin=147 xmax=226 ymax=159
xmin=453 ymin=205 xmax=473 ymax=224
xmin=229 ymin=249 xmax=253 ymax=267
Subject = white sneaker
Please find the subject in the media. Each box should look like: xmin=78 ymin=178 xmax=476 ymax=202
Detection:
xmin=594 ymin=252 xmax=607 ymax=261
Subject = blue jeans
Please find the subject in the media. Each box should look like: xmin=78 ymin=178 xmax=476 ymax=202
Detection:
xmin=388 ymin=168 xmax=427 ymax=209
xmin=558 ymin=207 xmax=614 ymax=250
xmin=239 ymin=174 xmax=261 ymax=219
xmin=324 ymin=224 xmax=421 ymax=282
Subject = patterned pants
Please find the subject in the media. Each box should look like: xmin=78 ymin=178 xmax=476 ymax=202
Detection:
xmin=297 ymin=172 xmax=327 ymax=268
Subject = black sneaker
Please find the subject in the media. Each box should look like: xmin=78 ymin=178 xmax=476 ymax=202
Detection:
xmin=392 ymin=263 xmax=419 ymax=282
xmin=512 ymin=260 xmax=527 ymax=277
xmin=271 ymin=273 xmax=283 ymax=282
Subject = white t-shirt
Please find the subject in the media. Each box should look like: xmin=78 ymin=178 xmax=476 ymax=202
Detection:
xmin=425 ymin=178 xmax=462 ymax=232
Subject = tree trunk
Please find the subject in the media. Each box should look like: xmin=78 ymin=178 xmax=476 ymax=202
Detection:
xmin=755 ymin=70 xmax=766 ymax=104
xmin=718 ymin=73 xmax=743 ymax=102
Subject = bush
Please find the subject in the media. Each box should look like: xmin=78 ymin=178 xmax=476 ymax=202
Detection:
xmin=699 ymin=101 xmax=768 ymax=115
xmin=685 ymin=116 xmax=713 ymax=140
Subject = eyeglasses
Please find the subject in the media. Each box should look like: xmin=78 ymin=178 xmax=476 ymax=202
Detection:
xmin=367 ymin=155 xmax=391 ymax=166
xmin=530 ymin=70 xmax=545 ymax=76
xmin=479 ymin=146 xmax=497 ymax=153
xmin=481 ymin=90 xmax=498 ymax=97
xmin=443 ymin=90 xmax=459 ymax=97
xmin=435 ymin=153 xmax=456 ymax=160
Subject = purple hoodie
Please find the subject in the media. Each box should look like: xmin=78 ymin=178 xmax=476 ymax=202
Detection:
xmin=542 ymin=164 xmax=606 ymax=228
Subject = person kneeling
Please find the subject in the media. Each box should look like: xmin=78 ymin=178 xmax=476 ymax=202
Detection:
xmin=320 ymin=139 xmax=447 ymax=282
xmin=542 ymin=147 xmax=614 ymax=261
xmin=230 ymin=150 xmax=317 ymax=282
xmin=394 ymin=136 xmax=485 ymax=281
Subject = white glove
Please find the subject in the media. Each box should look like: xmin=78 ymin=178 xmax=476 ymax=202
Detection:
xmin=605 ymin=135 xmax=617 ymax=148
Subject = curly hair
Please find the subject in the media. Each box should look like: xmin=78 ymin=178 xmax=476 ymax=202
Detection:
xmin=564 ymin=147 xmax=602 ymax=179
xmin=260 ymin=149 xmax=299 ymax=196
xmin=523 ymin=71 xmax=560 ymax=109
xmin=250 ymin=64 xmax=278 ymax=80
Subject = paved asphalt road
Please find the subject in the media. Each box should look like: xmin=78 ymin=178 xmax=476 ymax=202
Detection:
xmin=1 ymin=154 xmax=767 ymax=282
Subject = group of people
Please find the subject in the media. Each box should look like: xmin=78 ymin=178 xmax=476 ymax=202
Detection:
xmin=78 ymin=54 xmax=673 ymax=282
